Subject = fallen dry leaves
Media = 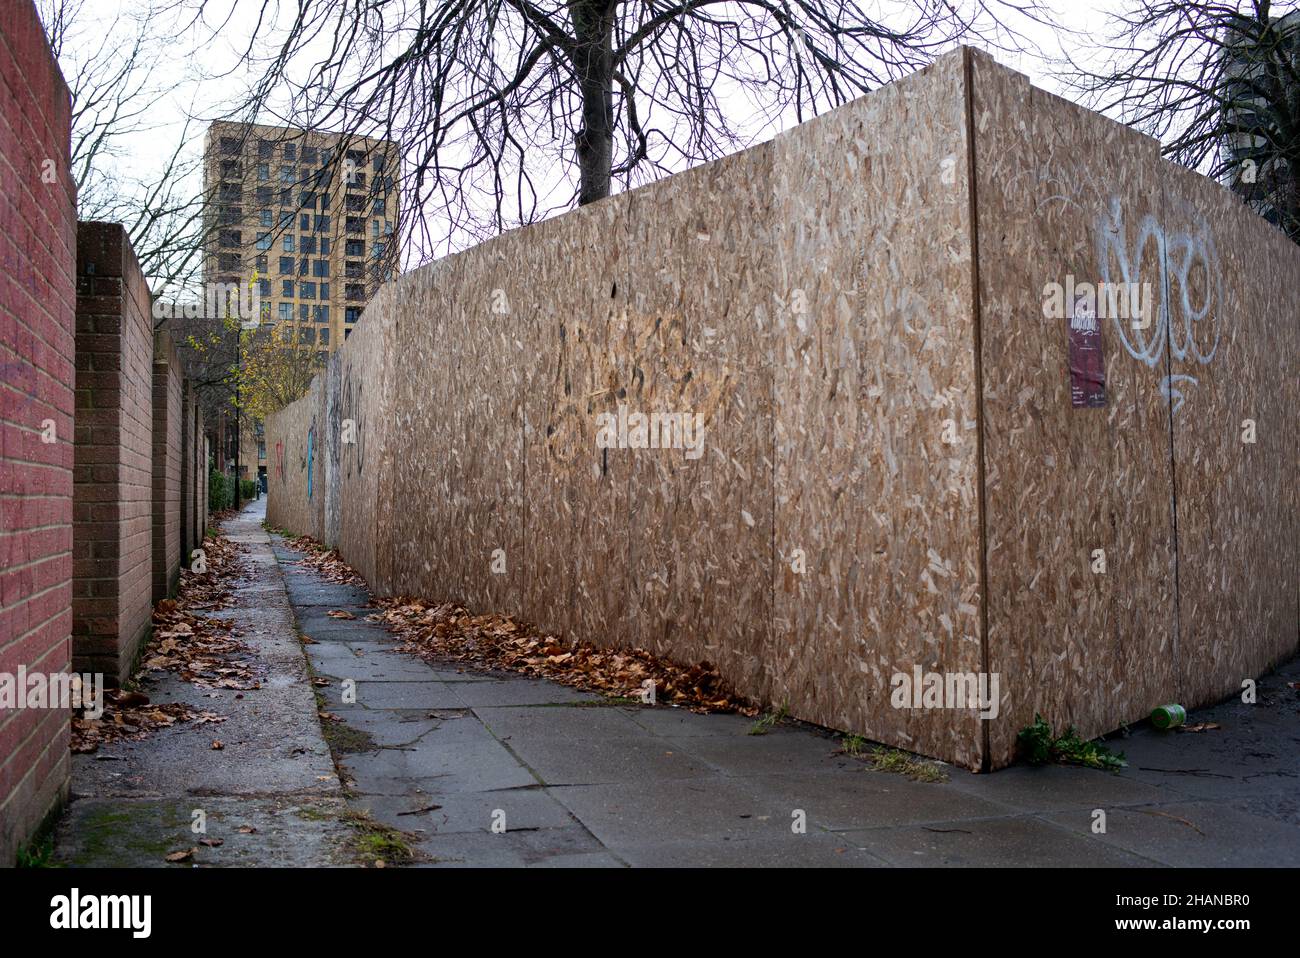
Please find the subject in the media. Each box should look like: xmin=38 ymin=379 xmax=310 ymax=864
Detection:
xmin=279 ymin=536 xmax=758 ymax=714
xmin=70 ymin=530 xmax=251 ymax=754
xmin=71 ymin=690 xmax=227 ymax=754
xmin=284 ymin=534 xmax=366 ymax=585
xmin=376 ymin=597 xmax=757 ymax=715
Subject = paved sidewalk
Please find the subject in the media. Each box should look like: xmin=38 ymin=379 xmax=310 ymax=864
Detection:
xmin=277 ymin=534 xmax=1300 ymax=868
xmin=53 ymin=498 xmax=351 ymax=867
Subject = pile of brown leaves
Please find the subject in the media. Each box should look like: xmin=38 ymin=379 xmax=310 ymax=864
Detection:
xmin=179 ymin=533 xmax=245 ymax=611
xmin=70 ymin=532 xmax=253 ymax=753
xmin=284 ymin=534 xmax=366 ymax=586
xmin=375 ymin=597 xmax=757 ymax=715
xmin=72 ymin=691 xmax=226 ymax=753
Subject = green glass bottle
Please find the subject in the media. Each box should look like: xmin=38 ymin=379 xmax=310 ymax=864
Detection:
xmin=1151 ymin=703 xmax=1187 ymax=730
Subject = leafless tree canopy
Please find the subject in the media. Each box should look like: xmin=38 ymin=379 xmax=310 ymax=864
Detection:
xmin=38 ymin=0 xmax=211 ymax=294
xmin=194 ymin=0 xmax=1045 ymax=262
xmin=1066 ymin=0 xmax=1300 ymax=241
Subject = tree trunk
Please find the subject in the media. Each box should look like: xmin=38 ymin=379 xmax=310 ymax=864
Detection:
xmin=570 ymin=0 xmax=615 ymax=205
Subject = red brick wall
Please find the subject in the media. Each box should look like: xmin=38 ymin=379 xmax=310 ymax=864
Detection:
xmin=152 ymin=330 xmax=182 ymax=601
xmin=72 ymin=222 xmax=153 ymax=684
xmin=0 ymin=0 xmax=77 ymax=865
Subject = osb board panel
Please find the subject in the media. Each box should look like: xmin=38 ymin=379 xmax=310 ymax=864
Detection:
xmin=771 ymin=52 xmax=985 ymax=769
xmin=334 ymin=287 xmax=393 ymax=587
xmin=972 ymin=52 xmax=1178 ymax=766
xmin=266 ymin=377 xmax=321 ymax=540
xmin=268 ymin=48 xmax=994 ymax=768
xmin=1160 ymin=166 xmax=1300 ymax=706
xmin=517 ymin=144 xmax=777 ymax=689
xmin=381 ymin=237 xmax=528 ymax=616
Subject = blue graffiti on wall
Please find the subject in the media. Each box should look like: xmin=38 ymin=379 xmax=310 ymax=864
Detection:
xmin=306 ymin=425 xmax=315 ymax=500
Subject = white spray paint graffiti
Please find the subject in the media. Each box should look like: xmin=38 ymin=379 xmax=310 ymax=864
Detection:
xmin=1095 ymin=198 xmax=1222 ymax=411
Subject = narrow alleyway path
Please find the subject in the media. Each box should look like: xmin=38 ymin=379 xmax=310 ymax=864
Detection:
xmin=274 ymin=530 xmax=1300 ymax=868
xmin=54 ymin=498 xmax=351 ymax=866
xmin=48 ymin=497 xmax=1300 ymax=867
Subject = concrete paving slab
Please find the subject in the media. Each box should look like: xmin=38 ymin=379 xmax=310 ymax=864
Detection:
xmin=615 ymin=835 xmax=890 ymax=868
xmin=353 ymin=787 xmax=576 ymax=836
xmin=413 ymin=824 xmax=611 ymax=867
xmin=839 ymin=815 xmax=1157 ymax=867
xmin=945 ymin=763 xmax=1178 ymax=812
xmin=1041 ymin=801 xmax=1300 ymax=867
xmin=549 ymin=778 xmax=792 ymax=846
xmin=748 ymin=771 xmax=1017 ymax=831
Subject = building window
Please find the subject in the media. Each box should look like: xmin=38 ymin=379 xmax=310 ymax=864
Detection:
xmin=319 ymin=192 xmax=329 ymax=211
xmin=320 ymin=282 xmax=330 ymax=300
xmin=279 ymin=256 xmax=294 ymax=275
xmin=302 ymin=145 xmax=318 ymax=164
xmin=346 ymin=194 xmax=366 ymax=212
xmin=259 ymin=208 xmax=273 ymax=227
xmin=373 ymin=241 xmax=386 ymax=261
xmin=219 ymin=228 xmax=241 ymax=247
xmin=299 ymin=303 xmax=310 ymax=321
xmin=281 ymin=280 xmax=294 ymax=297
xmin=345 ymin=285 xmax=365 ymax=302
xmin=279 ymin=165 xmax=295 ymax=183
xmin=258 ymin=279 xmax=271 ymax=297
xmin=220 ymin=158 xmax=241 ymax=179
xmin=315 ymin=215 xmax=331 ymax=233
xmin=297 ymin=257 xmax=308 ymax=275
xmin=278 ymin=211 xmax=293 ymax=230
xmin=256 ymin=186 xmax=273 ymax=205
xmin=320 ymin=327 xmax=330 ymax=346
xmin=345 ymin=239 xmax=365 ymax=257
xmin=258 ymin=139 xmax=273 ymax=159
xmin=313 ymin=259 xmax=329 ymax=278
xmin=279 ymin=188 xmax=293 ymax=206
xmin=372 ymin=198 xmax=385 ymax=215
xmin=320 ymin=237 xmax=331 ymax=255
xmin=300 ymin=213 xmax=311 ymax=231
xmin=282 ymin=234 xmax=294 ymax=253
xmin=344 ymin=327 xmax=352 ymax=339
xmin=278 ymin=303 xmax=292 ymax=321
xmin=299 ymin=326 xmax=315 ymax=345
xmin=298 ymin=192 xmax=316 ymax=210
xmin=371 ymin=219 xmax=380 ymax=237
xmin=256 ymin=232 xmax=271 ymax=251
xmin=255 ymin=255 xmax=268 ymax=272
xmin=373 ymin=154 xmax=386 ymax=173
xmin=257 ymin=163 xmax=269 ymax=182
xmin=300 ymin=235 xmax=316 ymax=255
xmin=220 ymin=136 xmax=240 ymax=155
xmin=219 ymin=183 xmax=240 ymax=202
xmin=284 ymin=142 xmax=297 ymax=161
xmin=299 ymin=282 xmax=316 ymax=300
xmin=218 ymin=252 xmax=241 ymax=272
xmin=346 ymin=217 xmax=364 ymax=235
xmin=345 ymin=260 xmax=363 ymax=278
xmin=311 ymin=305 xmax=329 ymax=323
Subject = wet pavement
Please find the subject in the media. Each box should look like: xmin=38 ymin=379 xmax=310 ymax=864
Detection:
xmin=49 ymin=497 xmax=1300 ymax=867
xmin=275 ymin=512 xmax=1300 ymax=868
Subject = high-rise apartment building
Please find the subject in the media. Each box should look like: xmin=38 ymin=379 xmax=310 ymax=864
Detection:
xmin=202 ymin=121 xmax=400 ymax=353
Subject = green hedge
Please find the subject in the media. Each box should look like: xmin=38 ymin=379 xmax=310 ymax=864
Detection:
xmin=240 ymin=478 xmax=258 ymax=501
xmin=209 ymin=468 xmax=232 ymax=511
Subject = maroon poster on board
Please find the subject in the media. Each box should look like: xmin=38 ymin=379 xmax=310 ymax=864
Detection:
xmin=1068 ymin=294 xmax=1106 ymax=407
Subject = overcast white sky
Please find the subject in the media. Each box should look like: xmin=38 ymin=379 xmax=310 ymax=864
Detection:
xmin=45 ymin=0 xmax=1132 ymax=276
